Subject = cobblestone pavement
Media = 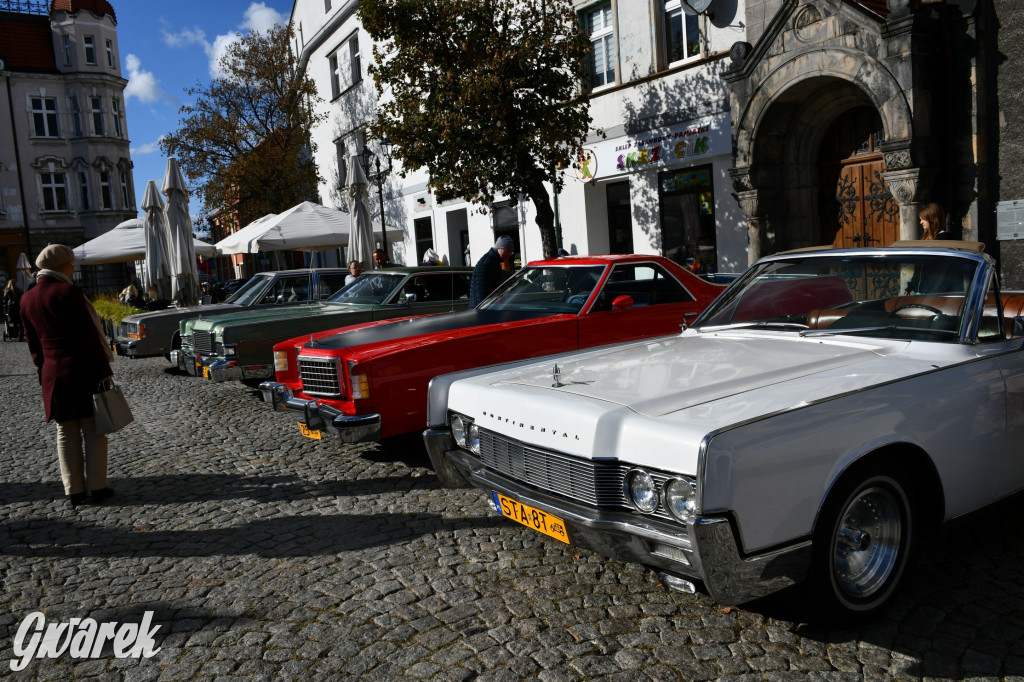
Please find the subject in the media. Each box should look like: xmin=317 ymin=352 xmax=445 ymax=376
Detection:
xmin=4 ymin=339 xmax=1024 ymax=681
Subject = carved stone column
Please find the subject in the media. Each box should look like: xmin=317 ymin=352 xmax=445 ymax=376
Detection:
xmin=882 ymin=167 xmax=923 ymax=240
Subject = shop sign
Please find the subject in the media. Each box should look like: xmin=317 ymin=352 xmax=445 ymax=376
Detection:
xmin=575 ymin=112 xmax=729 ymax=182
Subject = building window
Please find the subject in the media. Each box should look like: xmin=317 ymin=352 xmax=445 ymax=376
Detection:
xmin=84 ymin=36 xmax=96 ymax=65
xmin=112 ymin=97 xmax=122 ymax=137
xmin=328 ymin=34 xmax=361 ymax=99
xmin=414 ymin=217 xmax=434 ymax=264
xmin=90 ymin=96 xmax=105 ymax=136
xmin=77 ymin=170 xmax=91 ymax=211
xmin=335 ymin=138 xmax=347 ymax=186
xmin=106 ymin=39 xmax=114 ymax=68
xmin=585 ymin=3 xmax=615 ymax=88
xmin=324 ymin=0 xmax=331 ymax=10
xmin=30 ymin=97 xmax=60 ymax=137
xmin=659 ymin=164 xmax=717 ymax=273
xmin=41 ymin=172 xmax=69 ymax=212
xmin=62 ymin=35 xmax=72 ymax=65
xmin=120 ymin=170 xmax=131 ymax=208
xmin=99 ymin=170 xmax=113 ymax=209
xmin=664 ymin=1 xmax=700 ymax=63
xmin=69 ymin=95 xmax=82 ymax=137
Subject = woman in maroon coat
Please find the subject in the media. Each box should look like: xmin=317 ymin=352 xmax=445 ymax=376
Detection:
xmin=20 ymin=244 xmax=115 ymax=507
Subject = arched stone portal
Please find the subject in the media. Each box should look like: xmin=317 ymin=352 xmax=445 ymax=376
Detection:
xmin=723 ymin=1 xmax=927 ymax=265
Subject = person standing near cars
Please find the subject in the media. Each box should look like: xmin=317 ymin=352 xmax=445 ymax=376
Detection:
xmin=469 ymin=236 xmax=513 ymax=307
xmin=346 ymin=260 xmax=364 ymax=286
xmin=19 ymin=245 xmax=116 ymax=508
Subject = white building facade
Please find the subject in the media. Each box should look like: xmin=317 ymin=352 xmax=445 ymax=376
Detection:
xmin=293 ymin=0 xmax=746 ymax=273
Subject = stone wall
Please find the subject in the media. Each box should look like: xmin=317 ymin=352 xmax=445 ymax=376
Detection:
xmin=994 ymin=0 xmax=1024 ymax=288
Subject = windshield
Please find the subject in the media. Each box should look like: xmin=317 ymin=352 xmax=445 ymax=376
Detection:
xmin=328 ymin=272 xmax=404 ymax=304
xmin=479 ymin=265 xmax=606 ymax=313
xmin=695 ymin=253 xmax=981 ymax=342
xmin=226 ymin=274 xmax=271 ymax=305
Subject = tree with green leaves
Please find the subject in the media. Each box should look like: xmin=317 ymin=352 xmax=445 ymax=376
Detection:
xmin=161 ymin=26 xmax=326 ymax=228
xmin=360 ymin=0 xmax=593 ymax=259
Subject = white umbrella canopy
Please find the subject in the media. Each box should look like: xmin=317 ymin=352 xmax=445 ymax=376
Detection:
xmin=142 ymin=181 xmax=172 ymax=299
xmin=214 ymin=213 xmax=279 ymax=255
xmin=242 ymin=201 xmax=350 ymax=252
xmin=163 ymin=158 xmax=199 ymax=306
xmin=15 ymin=252 xmax=32 ymax=291
xmin=73 ymin=218 xmax=215 ymax=265
xmin=346 ymin=155 xmax=375 ymax=271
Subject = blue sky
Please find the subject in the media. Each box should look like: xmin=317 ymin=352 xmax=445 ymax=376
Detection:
xmin=116 ymin=1 xmax=293 ymax=233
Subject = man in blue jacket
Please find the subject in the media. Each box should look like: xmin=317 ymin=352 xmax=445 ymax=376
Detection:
xmin=469 ymin=236 xmax=512 ymax=306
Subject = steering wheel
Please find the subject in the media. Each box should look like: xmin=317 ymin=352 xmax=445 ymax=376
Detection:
xmin=890 ymin=303 xmax=944 ymax=320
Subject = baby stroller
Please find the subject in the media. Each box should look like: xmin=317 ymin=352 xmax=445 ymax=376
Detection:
xmin=3 ymin=292 xmax=22 ymax=342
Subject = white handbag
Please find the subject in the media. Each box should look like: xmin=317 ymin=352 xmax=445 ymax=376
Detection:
xmin=92 ymin=379 xmax=134 ymax=434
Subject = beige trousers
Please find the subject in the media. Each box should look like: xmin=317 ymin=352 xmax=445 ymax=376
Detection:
xmin=55 ymin=417 xmax=108 ymax=495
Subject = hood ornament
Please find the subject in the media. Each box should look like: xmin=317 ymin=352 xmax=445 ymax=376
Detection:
xmin=552 ymin=363 xmax=564 ymax=388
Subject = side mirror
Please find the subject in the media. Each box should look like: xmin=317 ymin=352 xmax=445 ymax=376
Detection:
xmin=681 ymin=310 xmax=699 ymax=330
xmin=404 ymin=292 xmax=417 ymax=306
xmin=611 ymin=295 xmax=634 ymax=310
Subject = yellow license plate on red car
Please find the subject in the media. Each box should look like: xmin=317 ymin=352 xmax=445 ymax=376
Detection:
xmin=492 ymin=492 xmax=569 ymax=543
xmin=298 ymin=422 xmax=322 ymax=440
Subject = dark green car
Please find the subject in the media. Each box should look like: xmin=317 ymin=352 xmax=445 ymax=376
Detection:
xmin=172 ymin=266 xmax=472 ymax=382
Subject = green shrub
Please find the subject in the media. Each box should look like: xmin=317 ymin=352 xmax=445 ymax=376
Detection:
xmin=91 ymin=293 xmax=144 ymax=327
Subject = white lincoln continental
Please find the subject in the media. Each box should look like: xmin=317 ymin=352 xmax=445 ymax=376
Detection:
xmin=423 ymin=241 xmax=1024 ymax=622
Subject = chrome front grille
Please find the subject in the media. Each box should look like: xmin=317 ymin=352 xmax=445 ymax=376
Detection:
xmin=479 ymin=429 xmax=674 ymax=520
xmin=180 ymin=334 xmax=193 ymax=349
xmin=192 ymin=330 xmax=214 ymax=355
xmin=298 ymin=356 xmax=343 ymax=397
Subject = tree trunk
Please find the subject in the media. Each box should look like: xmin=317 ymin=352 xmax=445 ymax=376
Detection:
xmin=525 ymin=179 xmax=558 ymax=259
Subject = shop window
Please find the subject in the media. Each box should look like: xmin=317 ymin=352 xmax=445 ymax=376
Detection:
xmin=414 ymin=217 xmax=434 ymax=264
xmin=659 ymin=164 xmax=716 ymax=274
xmin=664 ymin=1 xmax=701 ymax=63
xmin=606 ymin=181 xmax=633 ymax=254
xmin=584 ymin=3 xmax=615 ymax=89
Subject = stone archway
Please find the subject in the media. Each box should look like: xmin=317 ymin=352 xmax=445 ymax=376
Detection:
xmin=725 ymin=14 xmax=922 ymax=265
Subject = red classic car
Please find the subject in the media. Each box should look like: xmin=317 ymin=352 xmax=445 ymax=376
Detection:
xmin=259 ymin=254 xmax=725 ymax=443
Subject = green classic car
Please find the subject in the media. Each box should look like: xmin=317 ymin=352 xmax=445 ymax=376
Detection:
xmin=172 ymin=266 xmax=473 ymax=382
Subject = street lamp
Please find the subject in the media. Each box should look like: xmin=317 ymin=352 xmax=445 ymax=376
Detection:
xmin=360 ymin=138 xmax=394 ymax=259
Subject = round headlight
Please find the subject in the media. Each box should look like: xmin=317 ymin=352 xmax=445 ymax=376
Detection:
xmin=664 ymin=478 xmax=697 ymax=522
xmin=451 ymin=414 xmax=468 ymax=448
xmin=627 ymin=469 xmax=658 ymax=513
xmin=466 ymin=423 xmax=480 ymax=454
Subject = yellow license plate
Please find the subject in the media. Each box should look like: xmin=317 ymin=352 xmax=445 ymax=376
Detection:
xmin=201 ymin=365 xmax=210 ymax=379
xmin=298 ymin=422 xmax=322 ymax=440
xmin=492 ymin=492 xmax=569 ymax=543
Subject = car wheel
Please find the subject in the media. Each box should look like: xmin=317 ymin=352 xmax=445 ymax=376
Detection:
xmin=808 ymin=468 xmax=914 ymax=623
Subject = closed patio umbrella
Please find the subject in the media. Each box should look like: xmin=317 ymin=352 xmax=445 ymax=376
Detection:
xmin=346 ymin=155 xmax=374 ymax=271
xmin=15 ymin=252 xmax=32 ymax=291
xmin=164 ymin=158 xmax=199 ymax=306
xmin=142 ymin=180 xmax=172 ymax=300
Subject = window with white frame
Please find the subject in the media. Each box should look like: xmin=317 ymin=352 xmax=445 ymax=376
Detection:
xmin=77 ymin=169 xmax=91 ymax=211
xmin=119 ymin=170 xmax=131 ymax=208
xmin=99 ymin=170 xmax=113 ymax=209
xmin=106 ymin=39 xmax=114 ymax=68
xmin=69 ymin=95 xmax=83 ymax=137
xmin=90 ymin=96 xmax=104 ymax=136
xmin=30 ymin=97 xmax=59 ymax=137
xmin=62 ymin=35 xmax=72 ymax=65
xmin=664 ymin=0 xmax=700 ymax=63
xmin=585 ymin=3 xmax=615 ymax=89
xmin=112 ymin=97 xmax=122 ymax=137
xmin=84 ymin=36 xmax=96 ymax=64
xmin=40 ymin=172 xmax=69 ymax=212
xmin=328 ymin=33 xmax=361 ymax=99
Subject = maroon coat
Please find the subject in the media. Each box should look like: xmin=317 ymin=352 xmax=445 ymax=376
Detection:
xmin=20 ymin=275 xmax=112 ymax=422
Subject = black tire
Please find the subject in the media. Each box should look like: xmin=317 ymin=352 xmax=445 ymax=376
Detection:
xmin=807 ymin=467 xmax=914 ymax=624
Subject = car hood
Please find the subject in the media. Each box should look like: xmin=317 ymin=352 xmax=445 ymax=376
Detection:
xmin=186 ymin=302 xmax=355 ymax=331
xmin=123 ymin=303 xmax=238 ymax=324
xmin=447 ymin=330 xmax=943 ymax=468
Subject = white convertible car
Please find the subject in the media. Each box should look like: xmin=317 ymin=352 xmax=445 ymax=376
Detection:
xmin=424 ymin=241 xmax=1024 ymax=622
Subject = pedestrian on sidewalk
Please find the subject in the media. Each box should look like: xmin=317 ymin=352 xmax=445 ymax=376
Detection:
xmin=19 ymin=244 xmax=116 ymax=508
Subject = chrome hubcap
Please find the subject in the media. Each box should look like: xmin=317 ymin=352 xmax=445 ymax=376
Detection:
xmin=833 ymin=485 xmax=901 ymax=599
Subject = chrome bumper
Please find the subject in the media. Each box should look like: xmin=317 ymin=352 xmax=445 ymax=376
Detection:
xmin=422 ymin=428 xmax=811 ymax=606
xmin=170 ymin=349 xmax=266 ymax=382
xmin=259 ymin=381 xmax=382 ymax=443
xmin=112 ymin=337 xmax=150 ymax=358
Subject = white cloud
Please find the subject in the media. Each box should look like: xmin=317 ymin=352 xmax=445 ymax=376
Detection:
xmin=131 ymin=137 xmax=165 ymax=156
xmin=123 ymin=54 xmax=174 ymax=105
xmin=163 ymin=3 xmax=287 ymax=79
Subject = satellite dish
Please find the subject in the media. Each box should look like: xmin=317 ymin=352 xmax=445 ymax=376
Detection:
xmin=681 ymin=0 xmax=714 ymax=15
